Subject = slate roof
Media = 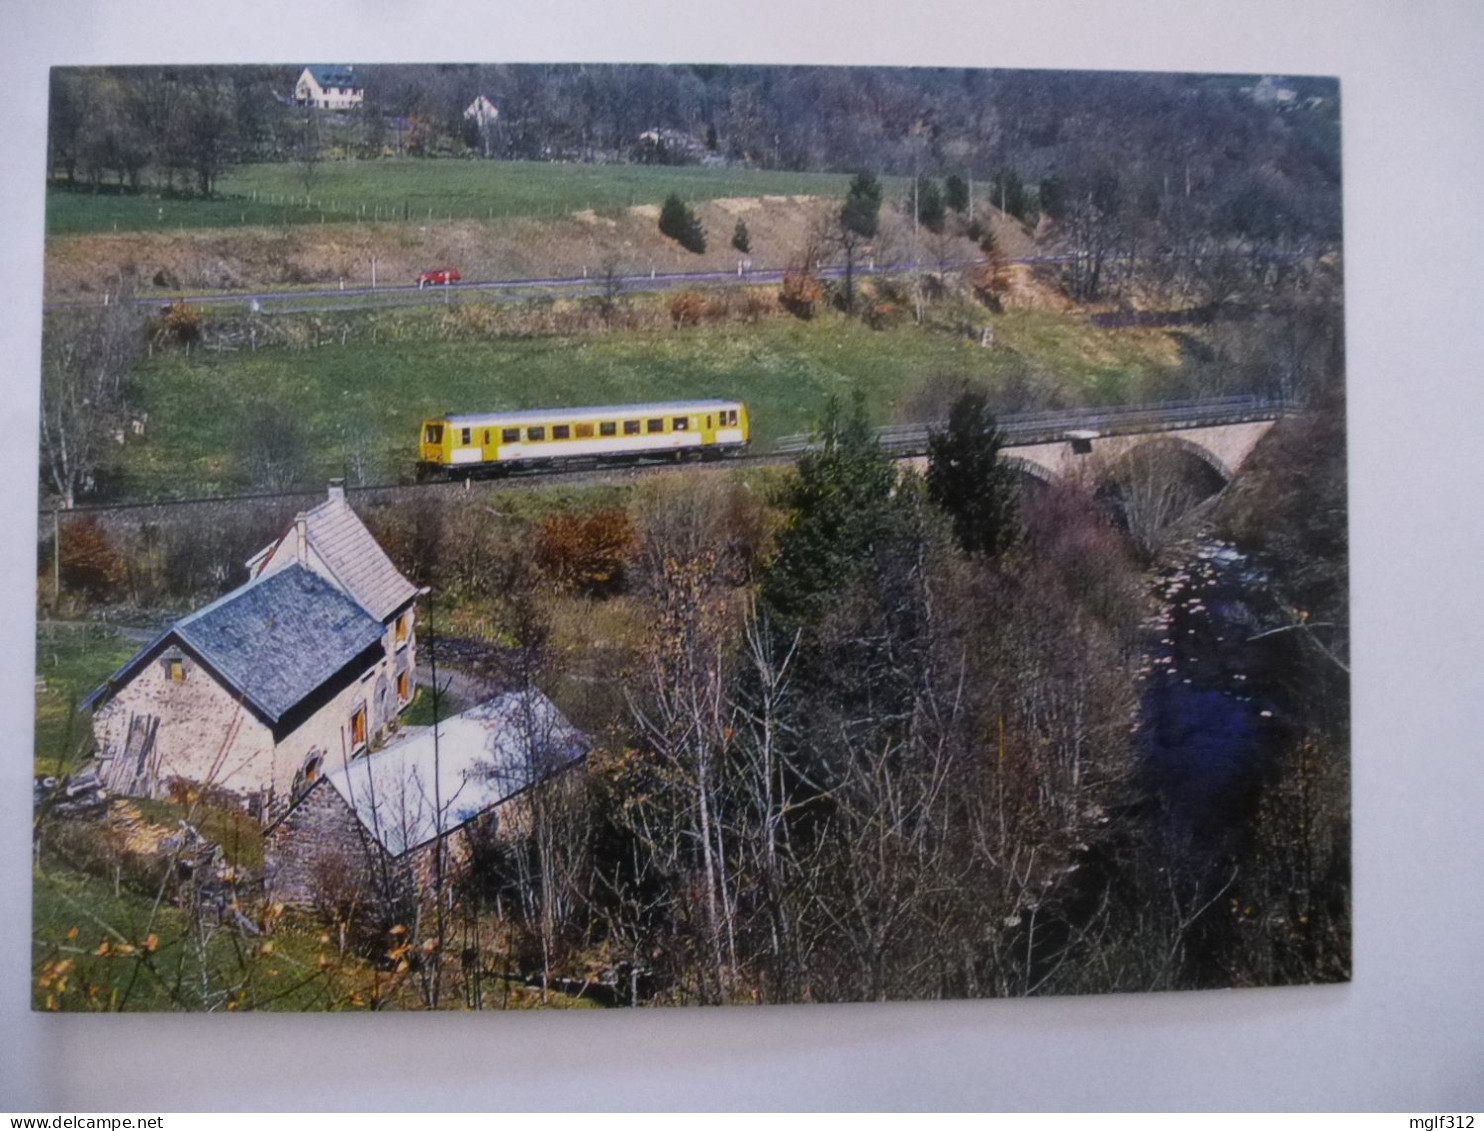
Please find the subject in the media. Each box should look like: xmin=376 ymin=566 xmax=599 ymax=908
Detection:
xmin=305 ymin=66 xmax=359 ymax=90
xmin=86 ymin=564 xmax=383 ymax=723
xmin=299 ymin=493 xmax=420 ymax=622
xmin=318 ymin=692 xmax=589 ymax=856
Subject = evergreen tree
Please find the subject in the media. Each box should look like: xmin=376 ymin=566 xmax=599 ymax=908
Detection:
xmin=944 ymin=173 xmax=969 ymax=214
xmin=761 ymin=394 xmax=899 ymax=631
xmin=731 ymin=219 xmax=751 ymax=255
xmin=926 ymin=387 xmax=1021 ymax=558
xmin=659 ymin=193 xmax=707 ymax=254
xmin=838 ymin=171 xmax=883 ymax=313
xmin=915 ymin=176 xmax=946 ymax=234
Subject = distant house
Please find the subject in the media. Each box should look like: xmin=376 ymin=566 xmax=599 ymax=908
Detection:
xmin=86 ymin=482 xmax=419 ymax=814
xmin=636 ymin=127 xmax=705 ymax=164
xmin=264 ymin=692 xmax=589 ymax=908
xmin=463 ymin=95 xmax=499 ymax=128
xmin=1247 ymin=75 xmax=1299 ymax=107
xmin=295 ymin=66 xmax=364 ymax=110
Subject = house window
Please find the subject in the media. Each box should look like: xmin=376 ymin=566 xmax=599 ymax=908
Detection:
xmin=396 ymin=670 xmax=409 ymax=702
xmin=527 ymin=426 xmax=546 ymax=442
xmin=600 ymin=422 xmax=616 ymax=437
xmin=168 ymin=659 xmax=185 ymax=682
xmin=553 ymin=425 xmax=571 ymax=440
xmin=623 ymin=420 xmax=640 ymax=436
xmin=350 ymin=707 xmax=367 ymax=751
xmin=647 ymin=418 xmax=665 ymax=433
xmin=502 ymin=427 xmax=520 ymax=443
xmin=395 ymin=613 xmax=409 ymax=645
xmin=575 ymin=423 xmax=594 ymax=439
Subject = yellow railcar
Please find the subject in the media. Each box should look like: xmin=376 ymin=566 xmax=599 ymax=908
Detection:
xmin=418 ymin=399 xmax=749 ymax=477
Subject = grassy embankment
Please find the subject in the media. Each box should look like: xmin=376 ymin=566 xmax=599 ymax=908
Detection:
xmin=119 ymin=307 xmax=1189 ymax=498
xmin=46 ymin=160 xmax=873 ymax=235
xmin=33 ymin=625 xmax=138 ymax=776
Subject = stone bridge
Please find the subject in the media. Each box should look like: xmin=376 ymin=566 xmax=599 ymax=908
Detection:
xmin=779 ymin=397 xmax=1285 ymax=486
xmin=1000 ymin=418 xmax=1277 ymax=485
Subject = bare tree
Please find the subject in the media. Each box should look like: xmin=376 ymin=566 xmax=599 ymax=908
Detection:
xmin=295 ymin=106 xmax=323 ymax=197
xmin=39 ymin=289 xmax=144 ymax=508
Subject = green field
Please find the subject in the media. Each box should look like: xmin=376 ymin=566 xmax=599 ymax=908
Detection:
xmin=34 ymin=625 xmax=139 ymax=775
xmin=46 ymin=160 xmax=874 ymax=235
xmin=116 ymin=308 xmax=1188 ymax=498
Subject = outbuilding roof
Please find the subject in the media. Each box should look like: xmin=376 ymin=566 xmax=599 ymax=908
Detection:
xmin=317 ymin=692 xmax=589 ymax=856
xmin=85 ymin=564 xmax=384 ymax=723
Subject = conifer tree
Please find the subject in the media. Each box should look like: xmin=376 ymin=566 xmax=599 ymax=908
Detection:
xmin=926 ymin=387 xmax=1021 ymax=558
xmin=659 ymin=193 xmax=707 ymax=254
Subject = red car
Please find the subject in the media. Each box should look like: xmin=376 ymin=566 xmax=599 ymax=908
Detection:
xmin=417 ymin=268 xmax=461 ymax=288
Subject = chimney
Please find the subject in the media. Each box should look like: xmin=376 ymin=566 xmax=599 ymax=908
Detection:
xmin=328 ymin=478 xmax=345 ymax=503
xmin=295 ymin=514 xmax=308 ymax=565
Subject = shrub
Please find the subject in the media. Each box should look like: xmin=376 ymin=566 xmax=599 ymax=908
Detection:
xmin=156 ymin=301 xmax=203 ymax=344
xmin=58 ymin=518 xmax=126 ymax=601
xmin=669 ymin=290 xmax=706 ymax=327
xmin=864 ymin=300 xmax=903 ymax=330
xmin=779 ymin=264 xmax=823 ymax=319
xmin=536 ymin=508 xmax=637 ymax=597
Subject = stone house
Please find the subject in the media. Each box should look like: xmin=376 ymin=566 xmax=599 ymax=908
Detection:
xmin=86 ymin=482 xmax=419 ymax=815
xmin=263 ymin=691 xmax=588 ymax=909
xmin=295 ymin=66 xmax=364 ymax=111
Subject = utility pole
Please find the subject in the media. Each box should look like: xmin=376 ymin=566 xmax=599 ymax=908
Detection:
xmin=912 ymin=148 xmax=924 ymax=323
xmin=52 ymin=509 xmax=61 ymax=609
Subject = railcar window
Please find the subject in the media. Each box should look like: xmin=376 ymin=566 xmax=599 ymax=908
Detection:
xmin=553 ymin=425 xmax=571 ymax=440
xmin=502 ymin=428 xmax=520 ymax=443
xmin=623 ymin=420 xmax=640 ymax=435
xmin=424 ymin=424 xmax=443 ymax=444
xmin=460 ymin=427 xmax=472 ymax=445
xmin=673 ymin=416 xmax=689 ymax=430
xmin=728 ymin=409 xmax=739 ymax=426
xmin=647 ymin=418 xmax=664 ymax=433
xmin=600 ymin=422 xmax=617 ymax=437
xmin=527 ymin=426 xmax=546 ymax=442
xmin=483 ymin=430 xmax=490 ymax=445
xmin=707 ymin=415 xmax=713 ymax=429
xmin=576 ymin=423 xmax=594 ymax=439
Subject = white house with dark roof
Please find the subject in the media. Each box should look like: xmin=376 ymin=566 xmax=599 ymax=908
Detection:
xmin=86 ymin=483 xmax=419 ymax=814
xmin=295 ymin=66 xmax=363 ymax=110
xmin=264 ymin=693 xmax=589 ymax=907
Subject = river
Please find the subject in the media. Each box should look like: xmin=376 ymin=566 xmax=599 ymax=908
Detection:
xmin=1135 ymin=536 xmax=1298 ymax=861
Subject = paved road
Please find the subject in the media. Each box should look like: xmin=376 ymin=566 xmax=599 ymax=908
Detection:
xmin=41 ymin=247 xmax=1325 ymax=316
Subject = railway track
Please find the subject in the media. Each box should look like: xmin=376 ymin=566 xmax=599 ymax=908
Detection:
xmin=41 ymin=397 xmax=1287 ymax=517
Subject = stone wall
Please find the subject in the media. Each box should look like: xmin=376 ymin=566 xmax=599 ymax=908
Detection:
xmin=94 ymin=642 xmax=404 ymax=809
xmin=93 ymin=650 xmax=276 ymax=801
xmin=263 ymin=778 xmax=388 ymax=909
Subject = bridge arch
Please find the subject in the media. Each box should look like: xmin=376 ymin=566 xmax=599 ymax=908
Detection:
xmin=1004 ymin=455 xmax=1059 ymax=487
xmin=1116 ymin=434 xmax=1235 ymax=484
